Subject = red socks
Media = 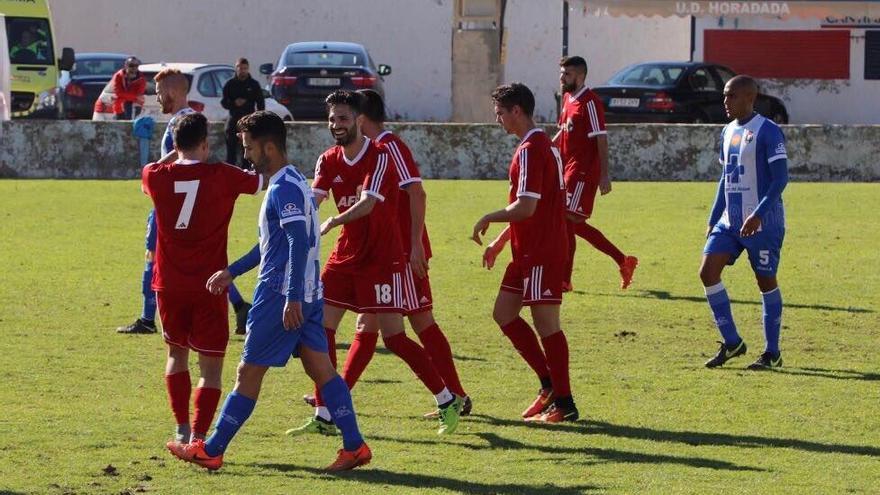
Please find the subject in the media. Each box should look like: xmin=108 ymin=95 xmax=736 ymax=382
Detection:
xmin=500 ymin=317 xmax=550 ymax=381
xmin=573 ymin=221 xmax=625 ymax=266
xmin=192 ymin=387 xmax=221 ymax=436
xmin=165 ymin=371 xmax=191 ymax=426
xmin=342 ymin=331 xmax=379 ymax=390
xmin=315 ymin=327 xmax=337 ymax=407
xmin=541 ymin=331 xmax=571 ymax=397
xmin=417 ymin=324 xmax=467 ymax=397
xmin=382 ymin=332 xmax=445 ymax=395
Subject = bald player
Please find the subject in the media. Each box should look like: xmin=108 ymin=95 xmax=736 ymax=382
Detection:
xmin=701 ymin=75 xmax=789 ymax=370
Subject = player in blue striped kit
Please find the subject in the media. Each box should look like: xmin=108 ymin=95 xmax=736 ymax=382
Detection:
xmin=166 ymin=111 xmax=370 ymax=472
xmin=700 ymin=75 xmax=789 ymax=370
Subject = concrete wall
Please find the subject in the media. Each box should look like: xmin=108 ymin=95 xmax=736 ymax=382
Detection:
xmin=2 ymin=120 xmax=878 ymax=181
xmin=693 ymin=16 xmax=880 ymax=124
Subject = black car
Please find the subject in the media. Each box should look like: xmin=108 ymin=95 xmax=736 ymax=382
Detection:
xmin=593 ymin=62 xmax=788 ymax=124
xmin=260 ymin=41 xmax=391 ymax=120
xmin=59 ymin=52 xmax=129 ymax=119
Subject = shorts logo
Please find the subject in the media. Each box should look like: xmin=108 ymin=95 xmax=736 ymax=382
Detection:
xmin=333 ymin=175 xmax=344 ymax=183
xmin=542 ymin=289 xmax=552 ymax=297
xmin=420 ymin=296 xmax=430 ymax=304
xmin=281 ymin=203 xmax=302 ymax=217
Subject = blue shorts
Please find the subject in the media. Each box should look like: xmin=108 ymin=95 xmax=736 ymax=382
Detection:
xmin=241 ymin=287 xmax=327 ymax=367
xmin=703 ymin=225 xmax=784 ymax=276
xmin=145 ymin=209 xmax=157 ymax=251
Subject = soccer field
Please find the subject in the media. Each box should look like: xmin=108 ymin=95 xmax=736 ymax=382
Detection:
xmin=0 ymin=180 xmax=878 ymax=495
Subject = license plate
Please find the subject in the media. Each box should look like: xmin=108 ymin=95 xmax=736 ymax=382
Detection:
xmin=308 ymin=77 xmax=340 ymax=87
xmin=609 ymin=97 xmax=640 ymax=108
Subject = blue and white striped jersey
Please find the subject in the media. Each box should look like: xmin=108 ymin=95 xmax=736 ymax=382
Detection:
xmin=718 ymin=114 xmax=787 ymax=233
xmin=161 ymin=107 xmax=197 ymax=156
xmin=257 ymin=165 xmax=323 ymax=303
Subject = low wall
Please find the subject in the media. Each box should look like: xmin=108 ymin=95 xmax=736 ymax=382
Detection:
xmin=1 ymin=121 xmax=878 ymax=181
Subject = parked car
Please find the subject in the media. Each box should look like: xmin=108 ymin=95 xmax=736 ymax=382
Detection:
xmin=93 ymin=62 xmax=293 ymax=122
xmin=592 ymin=62 xmax=788 ymax=124
xmin=58 ymin=52 xmax=128 ymax=119
xmin=260 ymin=41 xmax=391 ymax=120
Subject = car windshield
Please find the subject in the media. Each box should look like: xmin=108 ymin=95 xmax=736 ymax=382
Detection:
xmin=73 ymin=58 xmax=125 ymax=77
xmin=140 ymin=72 xmax=194 ymax=95
xmin=285 ymin=51 xmax=361 ymax=67
xmin=6 ymin=17 xmax=54 ymax=66
xmin=608 ymin=65 xmax=684 ymax=87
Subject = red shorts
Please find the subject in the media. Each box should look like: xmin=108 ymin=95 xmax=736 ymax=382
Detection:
xmin=565 ymin=168 xmax=599 ymax=218
xmin=322 ymin=263 xmax=407 ymax=313
xmin=401 ymin=264 xmax=433 ymax=315
xmin=500 ymin=261 xmax=564 ymax=306
xmin=156 ymin=290 xmax=229 ymax=357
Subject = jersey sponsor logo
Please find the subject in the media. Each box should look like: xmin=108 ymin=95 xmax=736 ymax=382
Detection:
xmin=563 ymin=118 xmax=574 ymax=133
xmin=337 ymin=195 xmax=359 ymax=208
xmin=730 ymin=133 xmax=742 ymax=147
xmin=775 ymin=142 xmax=786 ymax=154
xmin=281 ymin=203 xmax=302 ymax=218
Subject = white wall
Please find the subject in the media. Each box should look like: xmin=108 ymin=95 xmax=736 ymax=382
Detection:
xmin=694 ymin=16 xmax=880 ymax=124
xmin=49 ymin=0 xmax=453 ymax=121
xmin=503 ymin=1 xmax=691 ymax=122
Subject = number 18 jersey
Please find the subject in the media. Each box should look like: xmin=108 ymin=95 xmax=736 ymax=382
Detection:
xmin=142 ymin=159 xmax=262 ymax=292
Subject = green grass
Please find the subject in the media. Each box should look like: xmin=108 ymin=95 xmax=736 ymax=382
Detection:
xmin=0 ymin=180 xmax=878 ymax=495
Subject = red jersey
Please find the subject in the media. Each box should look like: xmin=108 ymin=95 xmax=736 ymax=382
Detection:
xmin=375 ymin=130 xmax=432 ymax=259
xmin=142 ymin=160 xmax=262 ymax=292
xmin=508 ymin=129 xmax=568 ymax=264
xmin=557 ymin=86 xmax=607 ymax=175
xmin=312 ymin=137 xmax=404 ymax=271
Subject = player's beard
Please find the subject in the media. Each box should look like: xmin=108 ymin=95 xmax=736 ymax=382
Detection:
xmin=160 ymin=96 xmax=175 ymax=114
xmin=332 ymin=124 xmax=357 ymax=146
xmin=561 ymin=81 xmax=577 ymax=94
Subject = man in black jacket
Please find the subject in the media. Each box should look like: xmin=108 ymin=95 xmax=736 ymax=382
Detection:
xmin=222 ymin=58 xmax=265 ymax=167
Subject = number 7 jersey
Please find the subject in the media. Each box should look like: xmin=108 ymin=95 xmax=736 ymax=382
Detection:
xmin=142 ymin=159 xmax=262 ymax=292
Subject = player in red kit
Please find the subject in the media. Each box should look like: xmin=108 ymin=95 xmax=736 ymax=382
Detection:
xmin=287 ymin=90 xmax=463 ymax=436
xmin=141 ymin=112 xmax=263 ymax=448
xmin=473 ymin=83 xmax=579 ymax=423
xmin=555 ymin=56 xmax=638 ymax=290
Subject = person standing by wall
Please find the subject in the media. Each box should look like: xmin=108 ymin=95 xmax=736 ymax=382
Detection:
xmin=221 ymin=58 xmax=265 ymax=167
xmin=112 ymin=56 xmax=146 ymax=120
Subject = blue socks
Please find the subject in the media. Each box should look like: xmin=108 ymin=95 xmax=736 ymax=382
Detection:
xmin=705 ymin=282 xmax=741 ymax=347
xmin=141 ymin=261 xmax=157 ymax=322
xmin=228 ymin=283 xmax=244 ymax=307
xmin=321 ymin=375 xmax=364 ymax=451
xmin=204 ymin=391 xmax=256 ymax=457
xmin=762 ymin=288 xmax=783 ymax=356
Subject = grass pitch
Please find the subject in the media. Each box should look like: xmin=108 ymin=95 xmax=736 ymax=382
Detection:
xmin=0 ymin=180 xmax=878 ymax=494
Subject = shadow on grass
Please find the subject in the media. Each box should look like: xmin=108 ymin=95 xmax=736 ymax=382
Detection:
xmin=467 ymin=414 xmax=880 ymax=458
xmin=368 ymin=432 xmax=762 ymax=472
xmin=334 ymin=342 xmax=487 ymax=362
xmin=244 ymin=464 xmax=599 ymax=494
xmin=771 ymin=367 xmax=880 ymax=382
xmin=581 ymin=289 xmax=874 ymax=314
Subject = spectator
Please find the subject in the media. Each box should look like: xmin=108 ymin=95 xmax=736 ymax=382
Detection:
xmin=111 ymin=57 xmax=146 ymax=120
xmin=221 ymin=57 xmax=265 ymax=167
